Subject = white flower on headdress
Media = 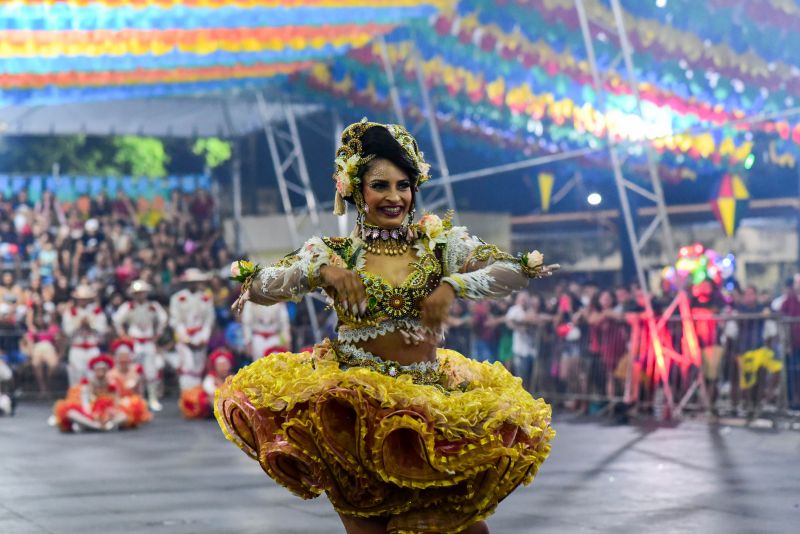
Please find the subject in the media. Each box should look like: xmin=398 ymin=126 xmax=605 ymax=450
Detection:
xmin=418 ymin=160 xmax=431 ymax=176
xmin=334 ymin=153 xmax=360 ymax=197
xmin=418 ymin=213 xmax=447 ymax=250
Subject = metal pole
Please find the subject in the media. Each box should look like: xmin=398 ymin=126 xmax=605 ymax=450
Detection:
xmin=438 ymin=147 xmax=596 ymax=185
xmin=231 ymin=144 xmax=243 ymax=254
xmin=413 ymin=50 xmax=459 ymax=221
xmin=610 ymin=0 xmax=675 ymax=259
xmin=379 ymin=36 xmax=406 ymax=125
xmin=258 ymin=93 xmax=300 ymax=247
xmin=284 ymin=103 xmax=320 ymax=227
xmin=576 ymin=0 xmax=675 ymax=411
xmin=256 ymin=92 xmax=321 ymax=343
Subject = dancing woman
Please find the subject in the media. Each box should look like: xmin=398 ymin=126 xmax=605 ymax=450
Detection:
xmin=216 ymin=120 xmax=558 ymax=534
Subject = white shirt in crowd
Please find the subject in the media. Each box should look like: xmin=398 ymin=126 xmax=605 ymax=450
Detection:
xmin=506 ymin=304 xmax=538 ymax=358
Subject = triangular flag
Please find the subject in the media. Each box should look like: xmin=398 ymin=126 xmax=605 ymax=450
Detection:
xmin=731 ymin=174 xmax=749 ymax=200
xmin=718 ymin=174 xmax=733 ymax=197
xmin=538 ymin=172 xmax=554 ymax=212
xmin=716 ymin=197 xmax=737 ymax=236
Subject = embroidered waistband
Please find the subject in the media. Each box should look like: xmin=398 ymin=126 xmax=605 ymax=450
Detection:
xmin=334 ymin=342 xmax=445 ymax=387
xmin=337 ymin=318 xmax=445 ymax=344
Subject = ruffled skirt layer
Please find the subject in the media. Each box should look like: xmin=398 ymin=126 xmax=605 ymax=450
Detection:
xmin=214 ymin=341 xmax=554 ymax=534
xmin=117 ymin=394 xmax=152 ymax=427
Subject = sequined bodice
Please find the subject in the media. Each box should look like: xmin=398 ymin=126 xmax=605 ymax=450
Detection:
xmin=322 ymin=237 xmax=443 ymax=328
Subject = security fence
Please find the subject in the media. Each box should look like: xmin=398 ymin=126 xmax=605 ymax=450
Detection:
xmin=3 ymin=314 xmax=799 ymax=425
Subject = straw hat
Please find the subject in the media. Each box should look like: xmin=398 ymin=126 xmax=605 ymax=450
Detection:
xmin=72 ymin=284 xmax=97 ymax=300
xmin=181 ymin=268 xmax=210 ymax=283
xmin=129 ymin=279 xmax=152 ymax=294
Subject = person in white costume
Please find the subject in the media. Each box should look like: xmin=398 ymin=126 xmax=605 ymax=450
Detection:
xmin=62 ymin=285 xmax=108 ymax=386
xmin=169 ymin=269 xmax=215 ymax=391
xmin=113 ymin=280 xmax=168 ymax=411
xmin=241 ymin=300 xmax=292 ymax=361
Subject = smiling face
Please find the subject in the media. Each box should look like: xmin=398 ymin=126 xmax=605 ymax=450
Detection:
xmin=361 ymin=158 xmax=413 ymax=228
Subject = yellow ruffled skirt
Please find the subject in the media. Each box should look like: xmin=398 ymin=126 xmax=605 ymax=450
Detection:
xmin=214 ymin=340 xmax=554 ymax=534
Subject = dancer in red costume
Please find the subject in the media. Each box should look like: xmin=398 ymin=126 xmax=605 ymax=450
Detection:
xmin=180 ymin=348 xmax=234 ymax=419
xmin=107 ymin=339 xmax=152 ymax=426
xmin=53 ymin=354 xmax=149 ymax=432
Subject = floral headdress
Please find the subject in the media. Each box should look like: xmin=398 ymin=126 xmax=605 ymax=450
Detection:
xmin=333 ymin=118 xmax=431 ymax=216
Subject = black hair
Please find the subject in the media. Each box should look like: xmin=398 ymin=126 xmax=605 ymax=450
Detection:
xmin=359 ymin=126 xmax=420 ymax=180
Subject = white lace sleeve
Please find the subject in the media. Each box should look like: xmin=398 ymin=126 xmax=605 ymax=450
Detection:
xmin=440 ymin=226 xmax=528 ymax=300
xmin=247 ymin=237 xmax=341 ymax=306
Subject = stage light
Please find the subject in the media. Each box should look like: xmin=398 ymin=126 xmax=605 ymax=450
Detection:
xmin=587 ymin=193 xmax=602 ymax=206
xmin=656 ymin=0 xmax=667 ymax=7
xmin=744 ymin=153 xmax=755 ymax=169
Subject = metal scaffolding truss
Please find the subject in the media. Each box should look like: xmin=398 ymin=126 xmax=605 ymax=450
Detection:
xmin=575 ymin=0 xmax=676 ymax=286
xmin=256 ymin=91 xmax=323 ymax=342
xmin=378 ymin=36 xmax=459 ymax=220
xmin=575 ymin=0 xmax=680 ymax=413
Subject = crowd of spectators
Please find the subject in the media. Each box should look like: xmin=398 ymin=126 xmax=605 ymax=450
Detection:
xmin=0 ymin=187 xmax=233 ymax=406
xmin=441 ymin=276 xmax=800 ymax=418
xmin=1 ymin=185 xmax=799 ymax=419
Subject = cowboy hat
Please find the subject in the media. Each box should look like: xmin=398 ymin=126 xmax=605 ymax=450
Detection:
xmin=129 ymin=279 xmax=152 ymax=294
xmin=72 ymin=284 xmax=96 ymax=300
xmin=180 ymin=268 xmax=210 ymax=283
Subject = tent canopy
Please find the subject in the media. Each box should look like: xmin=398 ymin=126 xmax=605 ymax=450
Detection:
xmin=0 ymin=95 xmax=322 ymax=138
xmin=0 ymin=0 xmax=449 ymax=106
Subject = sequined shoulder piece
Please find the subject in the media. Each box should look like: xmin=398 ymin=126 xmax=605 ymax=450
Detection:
xmin=322 ymin=237 xmax=352 ymax=254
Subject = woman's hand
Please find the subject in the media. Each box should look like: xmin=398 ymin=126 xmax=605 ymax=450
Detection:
xmin=420 ymin=283 xmax=456 ymax=329
xmin=320 ymin=265 xmax=367 ymax=316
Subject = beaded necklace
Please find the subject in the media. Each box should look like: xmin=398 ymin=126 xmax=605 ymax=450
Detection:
xmin=360 ymin=221 xmax=412 ymax=256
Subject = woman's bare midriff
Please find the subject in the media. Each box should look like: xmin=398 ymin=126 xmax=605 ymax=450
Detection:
xmin=355 ymin=330 xmax=437 ymax=366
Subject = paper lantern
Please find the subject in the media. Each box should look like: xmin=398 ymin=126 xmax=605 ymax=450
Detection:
xmin=709 ymin=173 xmax=749 ymax=236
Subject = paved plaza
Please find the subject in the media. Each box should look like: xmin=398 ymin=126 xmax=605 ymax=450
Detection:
xmin=1 ymin=402 xmax=798 ymax=534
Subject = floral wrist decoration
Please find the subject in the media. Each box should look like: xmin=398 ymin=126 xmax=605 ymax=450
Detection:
xmin=519 ymin=250 xmax=545 ymax=278
xmin=230 ymin=260 xmax=261 ymax=283
xmin=230 ymin=260 xmax=262 ymax=315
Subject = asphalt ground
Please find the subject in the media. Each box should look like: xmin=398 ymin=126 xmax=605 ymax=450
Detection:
xmin=1 ymin=401 xmax=798 ymax=534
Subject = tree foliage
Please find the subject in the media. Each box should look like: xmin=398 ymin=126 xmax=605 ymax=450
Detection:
xmin=192 ymin=137 xmax=232 ymax=169
xmin=113 ymin=136 xmax=169 ymax=177
xmin=0 ymin=134 xmax=169 ymax=176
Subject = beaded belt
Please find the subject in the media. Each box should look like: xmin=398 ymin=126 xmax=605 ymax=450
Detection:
xmin=334 ymin=342 xmax=446 ymax=388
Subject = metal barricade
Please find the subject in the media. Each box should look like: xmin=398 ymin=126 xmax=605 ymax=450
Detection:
xmin=526 ymin=310 xmax=800 ymax=422
xmin=8 ymin=309 xmax=799 ymax=423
